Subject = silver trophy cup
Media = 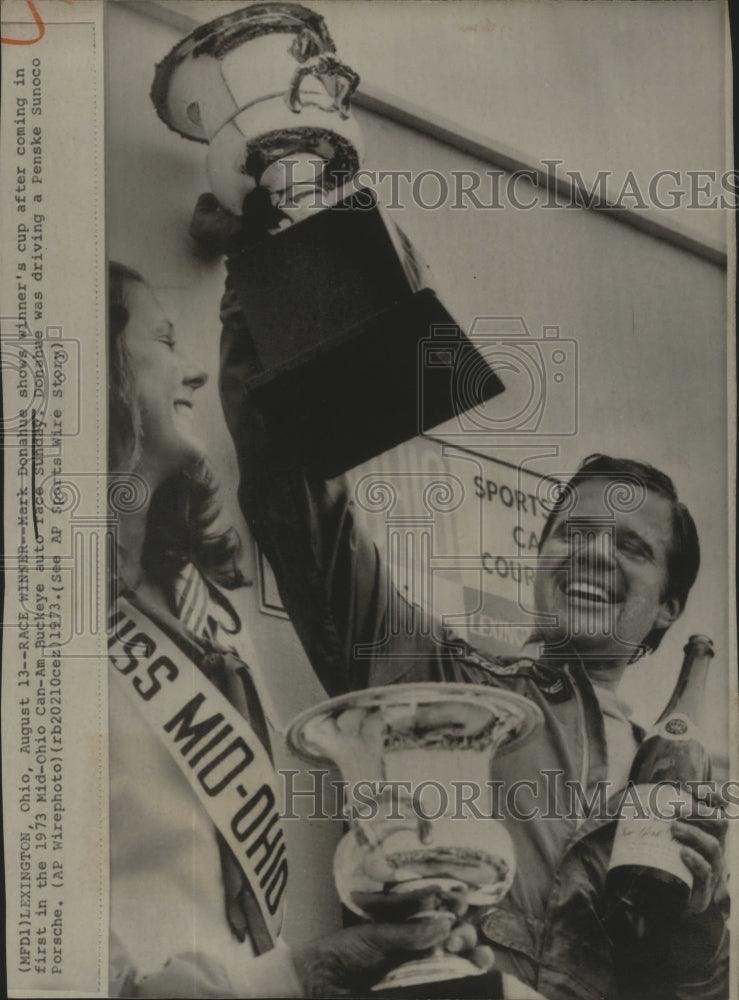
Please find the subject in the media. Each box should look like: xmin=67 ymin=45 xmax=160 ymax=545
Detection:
xmin=287 ymin=683 xmax=542 ymax=990
xmin=151 ymin=1 xmax=363 ymax=217
xmin=151 ymin=3 xmax=505 ymax=477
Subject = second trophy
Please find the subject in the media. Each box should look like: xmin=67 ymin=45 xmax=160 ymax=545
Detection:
xmin=287 ymin=683 xmax=542 ymax=991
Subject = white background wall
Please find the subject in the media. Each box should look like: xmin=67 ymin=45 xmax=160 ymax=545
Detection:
xmin=156 ymin=0 xmax=728 ymax=250
xmin=105 ymin=0 xmax=732 ymax=941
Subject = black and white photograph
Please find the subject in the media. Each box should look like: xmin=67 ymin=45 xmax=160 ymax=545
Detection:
xmin=0 ymin=2 xmax=735 ymax=998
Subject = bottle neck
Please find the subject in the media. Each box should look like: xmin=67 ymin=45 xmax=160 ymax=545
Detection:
xmin=656 ymin=637 xmax=714 ymax=725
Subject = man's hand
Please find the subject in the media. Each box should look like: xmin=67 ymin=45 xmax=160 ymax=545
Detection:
xmin=189 ymin=189 xmax=289 ymax=256
xmin=671 ymin=789 xmax=728 ymax=916
xmin=189 ymin=192 xmax=242 ymax=256
xmin=292 ymin=914 xmax=494 ymax=998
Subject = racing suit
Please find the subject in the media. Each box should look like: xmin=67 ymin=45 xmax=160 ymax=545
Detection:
xmin=217 ymin=257 xmax=729 ymax=1000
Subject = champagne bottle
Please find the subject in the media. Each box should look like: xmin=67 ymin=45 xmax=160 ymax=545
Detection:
xmin=606 ymin=635 xmax=714 ymax=918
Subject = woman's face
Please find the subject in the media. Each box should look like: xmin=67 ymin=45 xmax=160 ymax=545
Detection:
xmin=122 ymin=281 xmax=208 ymax=485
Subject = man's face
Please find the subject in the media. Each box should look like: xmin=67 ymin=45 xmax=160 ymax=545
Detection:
xmin=533 ymin=479 xmax=681 ymax=660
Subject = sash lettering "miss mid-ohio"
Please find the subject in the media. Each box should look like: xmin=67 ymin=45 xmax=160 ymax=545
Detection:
xmin=107 ymin=607 xmax=287 ymax=918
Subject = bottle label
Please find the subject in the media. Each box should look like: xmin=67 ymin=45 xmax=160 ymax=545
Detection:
xmin=608 ymin=784 xmax=693 ymax=889
xmin=652 ymin=713 xmax=702 ymax=742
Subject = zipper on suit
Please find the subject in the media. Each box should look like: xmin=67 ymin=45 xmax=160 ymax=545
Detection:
xmin=563 ymin=663 xmax=589 ymax=829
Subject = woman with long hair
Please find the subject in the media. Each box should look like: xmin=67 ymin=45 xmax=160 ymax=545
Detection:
xmin=106 ymin=262 xmax=463 ymax=998
xmin=108 ymin=261 xmax=243 ymax=605
xmin=107 ymin=261 xmax=297 ymax=996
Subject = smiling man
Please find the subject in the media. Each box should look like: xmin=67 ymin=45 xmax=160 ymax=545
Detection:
xmin=531 ymin=455 xmax=695 ymax=677
xmin=224 ymin=358 xmax=727 ymax=999
xmin=198 ymin=185 xmax=728 ymax=1000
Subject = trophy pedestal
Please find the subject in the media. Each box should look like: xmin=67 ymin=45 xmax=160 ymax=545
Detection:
xmin=225 ymin=189 xmax=505 ymax=477
xmin=370 ymin=968 xmax=504 ymax=998
xmin=370 ymin=953 xmax=485 ymax=992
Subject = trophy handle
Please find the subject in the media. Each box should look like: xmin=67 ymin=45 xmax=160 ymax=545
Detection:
xmin=286 ymin=54 xmax=360 ymax=119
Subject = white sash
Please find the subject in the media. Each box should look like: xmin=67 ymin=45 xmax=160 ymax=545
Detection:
xmin=108 ymin=596 xmax=286 ymax=944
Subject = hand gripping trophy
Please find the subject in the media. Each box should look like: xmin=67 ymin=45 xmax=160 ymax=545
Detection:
xmin=151 ymin=1 xmax=504 ymax=476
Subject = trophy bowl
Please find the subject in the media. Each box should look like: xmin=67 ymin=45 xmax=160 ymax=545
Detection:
xmin=287 ymin=683 xmax=542 ymax=990
xmin=151 ymin=1 xmax=363 ymax=216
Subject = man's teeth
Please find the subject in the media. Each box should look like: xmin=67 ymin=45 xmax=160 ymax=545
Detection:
xmin=565 ymin=582 xmax=610 ymax=603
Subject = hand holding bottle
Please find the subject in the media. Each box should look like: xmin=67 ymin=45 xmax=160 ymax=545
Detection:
xmin=607 ymin=635 xmax=721 ymax=919
xmin=670 ymin=785 xmax=727 ymax=916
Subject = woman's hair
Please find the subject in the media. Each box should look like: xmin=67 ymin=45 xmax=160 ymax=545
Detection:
xmin=108 ymin=261 xmax=244 ymax=588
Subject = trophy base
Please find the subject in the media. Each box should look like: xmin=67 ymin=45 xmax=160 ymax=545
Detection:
xmin=370 ymin=956 xmax=498 ymax=997
xmin=248 ymin=288 xmax=489 ymax=478
xmin=224 ymin=189 xmax=505 ymax=478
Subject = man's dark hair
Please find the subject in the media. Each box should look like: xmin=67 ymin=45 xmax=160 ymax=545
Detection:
xmin=538 ymin=454 xmax=700 ymax=654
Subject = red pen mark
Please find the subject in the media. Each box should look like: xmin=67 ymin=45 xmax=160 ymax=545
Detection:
xmin=1 ymin=1 xmax=46 ymax=45
xmin=1 ymin=0 xmax=72 ymax=45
